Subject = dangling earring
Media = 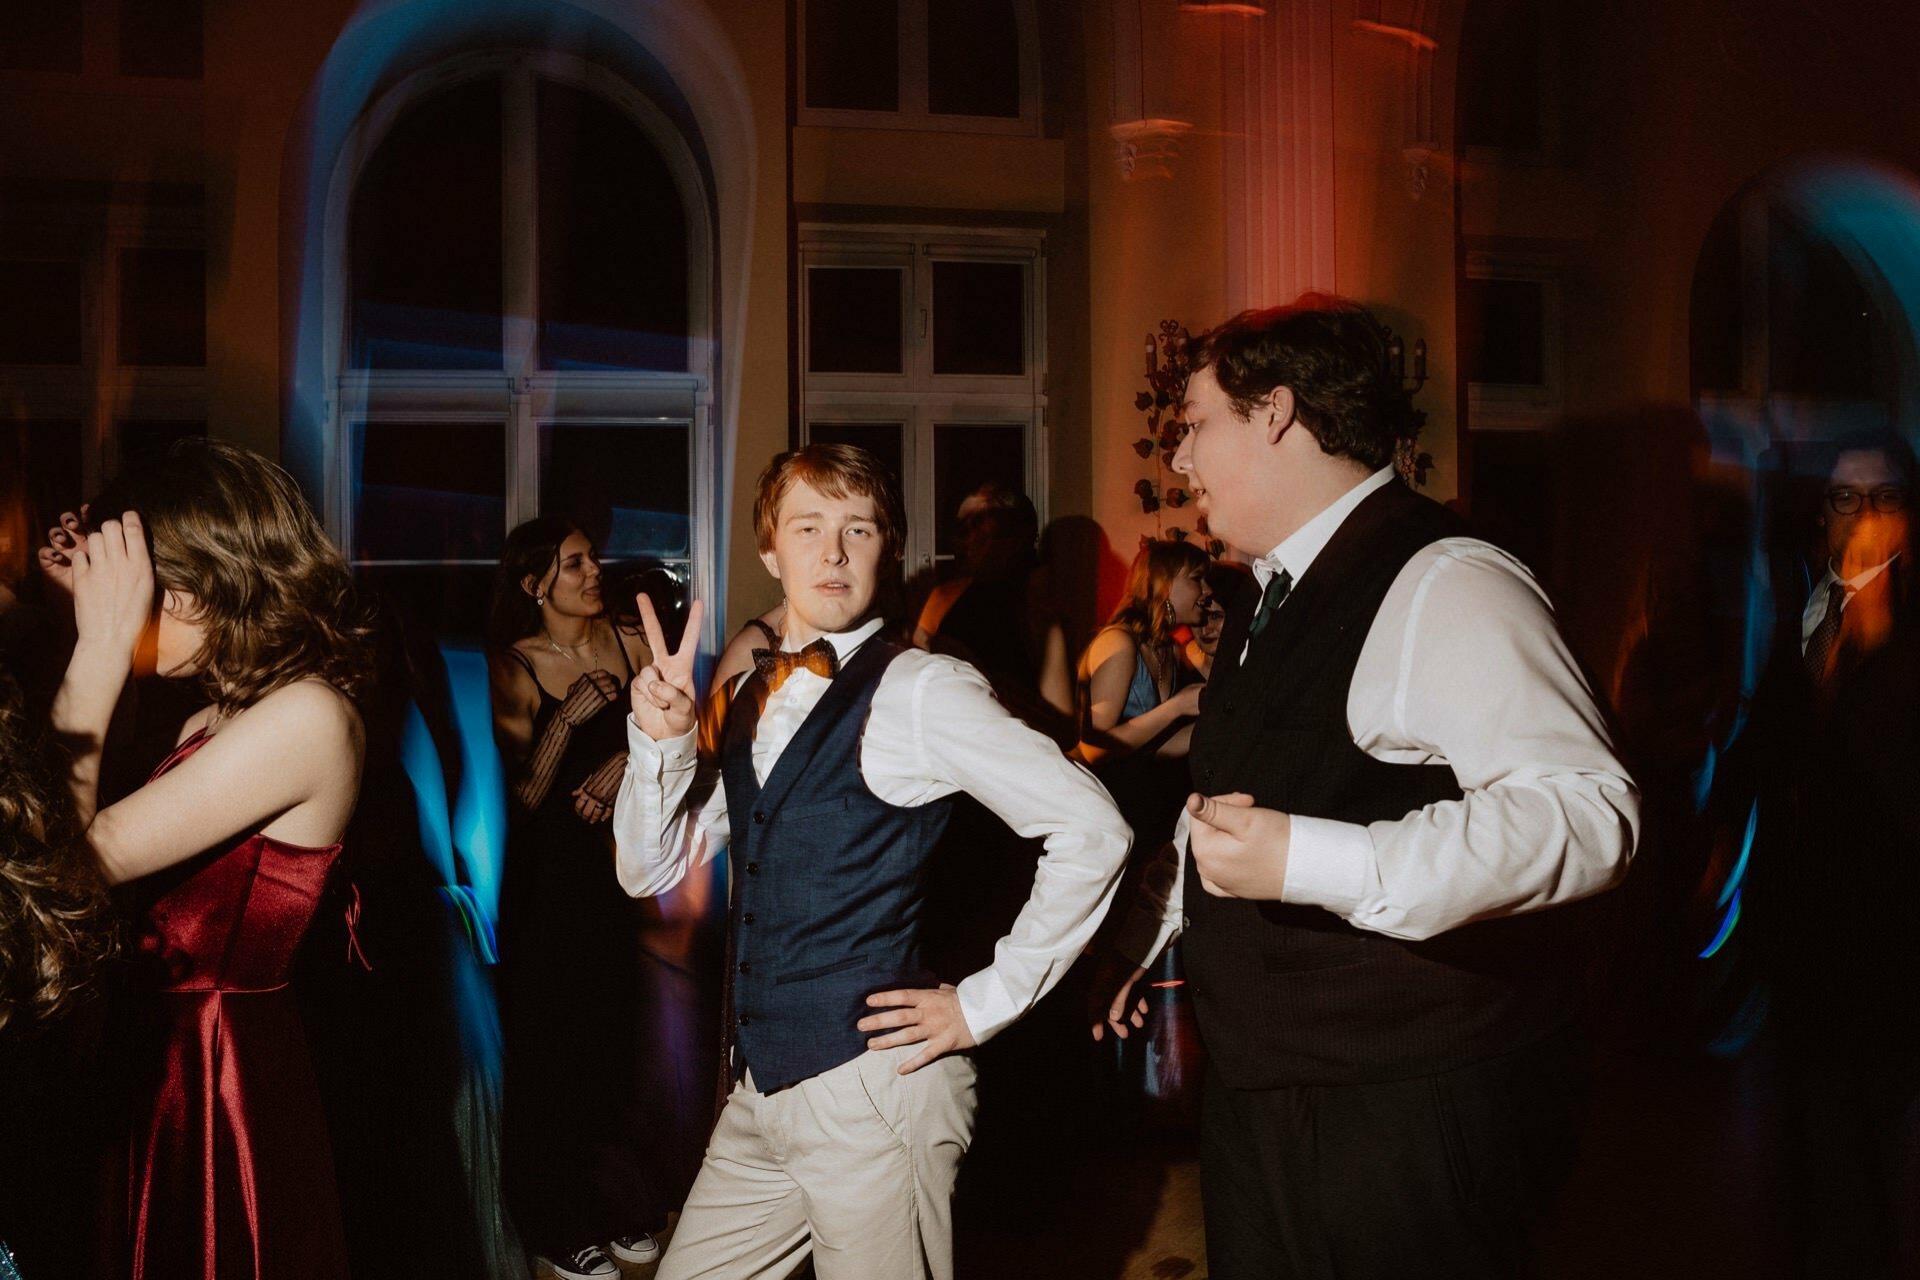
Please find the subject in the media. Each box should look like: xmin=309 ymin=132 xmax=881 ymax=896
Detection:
xmin=1162 ymin=598 xmax=1175 ymax=628
xmin=535 ymin=593 xmax=545 ymax=606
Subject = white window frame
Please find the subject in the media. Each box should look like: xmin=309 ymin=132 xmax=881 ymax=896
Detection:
xmin=798 ymin=224 xmax=1048 ymax=576
xmin=1463 ymin=249 xmax=1563 ymax=432
xmin=321 ymin=51 xmax=717 ymax=609
xmin=795 ymin=0 xmax=1042 ymax=138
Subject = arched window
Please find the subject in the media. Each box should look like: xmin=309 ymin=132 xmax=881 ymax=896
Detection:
xmin=329 ymin=52 xmax=712 ymax=633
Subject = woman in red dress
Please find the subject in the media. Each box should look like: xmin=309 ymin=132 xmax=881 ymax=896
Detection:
xmin=43 ymin=440 xmax=370 ymax=1280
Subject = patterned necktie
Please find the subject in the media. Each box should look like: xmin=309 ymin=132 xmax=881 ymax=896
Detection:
xmin=1247 ymin=568 xmax=1294 ymax=639
xmin=1803 ymin=580 xmax=1850 ymax=683
xmin=753 ymin=638 xmax=840 ymax=692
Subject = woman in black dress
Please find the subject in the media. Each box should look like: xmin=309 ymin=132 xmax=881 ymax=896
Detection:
xmin=487 ymin=518 xmax=680 ymax=1280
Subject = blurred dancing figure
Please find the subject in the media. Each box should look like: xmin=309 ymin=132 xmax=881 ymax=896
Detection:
xmin=916 ymin=483 xmax=1073 ymax=735
xmin=1747 ymin=429 xmax=1920 ymax=1279
xmin=488 ymin=518 xmax=688 ymax=1280
xmin=1097 ymin=299 xmax=1638 ymax=1280
xmin=44 ymin=439 xmax=370 ymax=1280
xmin=613 ymin=444 xmax=1130 ymax=1280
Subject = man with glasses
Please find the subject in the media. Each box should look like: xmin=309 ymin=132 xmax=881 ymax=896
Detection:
xmin=1750 ymin=426 xmax=1919 ymax=1277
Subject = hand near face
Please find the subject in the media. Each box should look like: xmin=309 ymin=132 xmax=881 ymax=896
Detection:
xmin=1187 ymin=791 xmax=1291 ymax=899
xmin=630 ymin=594 xmax=703 ymax=741
xmin=67 ymin=512 xmax=155 ymax=667
xmin=36 ymin=507 xmax=90 ymax=602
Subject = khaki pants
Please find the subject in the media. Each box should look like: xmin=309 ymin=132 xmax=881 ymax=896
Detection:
xmin=657 ymin=1044 xmax=979 ymax=1280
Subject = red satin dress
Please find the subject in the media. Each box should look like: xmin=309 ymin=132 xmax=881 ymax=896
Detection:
xmin=124 ymin=728 xmax=349 ymax=1279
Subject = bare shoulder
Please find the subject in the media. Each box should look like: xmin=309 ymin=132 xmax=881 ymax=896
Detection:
xmin=1085 ymin=625 xmax=1139 ymax=671
xmin=234 ymin=678 xmax=364 ymax=752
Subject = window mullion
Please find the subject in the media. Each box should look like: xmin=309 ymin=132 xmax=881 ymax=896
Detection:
xmin=502 ymin=66 xmax=538 ymax=385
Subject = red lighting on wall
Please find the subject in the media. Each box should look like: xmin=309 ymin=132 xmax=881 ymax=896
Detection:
xmin=1179 ymin=2 xmax=1266 ymax=15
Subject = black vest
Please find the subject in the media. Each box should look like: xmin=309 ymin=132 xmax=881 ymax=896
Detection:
xmin=719 ymin=638 xmax=955 ymax=1092
xmin=1185 ymin=480 xmax=1576 ymax=1088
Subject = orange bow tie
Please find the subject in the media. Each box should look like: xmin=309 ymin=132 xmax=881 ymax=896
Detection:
xmin=752 ymin=638 xmax=840 ymax=692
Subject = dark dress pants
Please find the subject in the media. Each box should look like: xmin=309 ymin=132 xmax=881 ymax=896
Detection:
xmin=1199 ymin=1030 xmax=1581 ymax=1280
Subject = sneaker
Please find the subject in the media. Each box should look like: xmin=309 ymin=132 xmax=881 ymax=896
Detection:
xmin=609 ymin=1233 xmax=662 ymax=1264
xmin=543 ymin=1245 xmax=619 ymax=1280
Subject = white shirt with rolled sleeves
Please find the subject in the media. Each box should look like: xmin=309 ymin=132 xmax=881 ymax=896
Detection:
xmin=613 ymin=616 xmax=1133 ymax=1046
xmin=1115 ymin=466 xmax=1640 ymax=964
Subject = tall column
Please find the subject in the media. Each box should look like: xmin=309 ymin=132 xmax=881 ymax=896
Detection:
xmin=1220 ymin=0 xmax=1338 ymax=310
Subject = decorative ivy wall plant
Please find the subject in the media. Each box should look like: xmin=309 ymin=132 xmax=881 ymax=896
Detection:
xmin=1132 ymin=320 xmax=1225 ymax=556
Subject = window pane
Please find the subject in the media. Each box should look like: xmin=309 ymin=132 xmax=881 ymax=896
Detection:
xmin=354 ymin=420 xmax=504 ymax=561
xmin=0 ymin=1 xmax=82 ymax=73
xmin=1 ymin=419 xmax=82 ymax=587
xmin=932 ymin=261 xmax=1024 ymax=375
xmin=115 ymin=420 xmax=205 ymax=479
xmin=1769 ymin=209 xmax=1884 ymax=399
xmin=927 ymin=0 xmax=1020 ymax=119
xmin=119 ymin=0 xmax=203 ymax=79
xmin=933 ymin=423 xmax=1023 ymax=559
xmin=0 ymin=262 xmax=82 ymax=363
xmin=809 ymin=421 xmax=907 ymax=528
xmin=1461 ymin=278 xmax=1546 ymax=386
xmin=806 ymin=0 xmax=898 ymax=112
xmin=537 ymin=80 xmax=689 ymax=372
xmin=118 ymin=248 xmax=206 ymax=366
xmin=350 ymin=77 xmax=503 ymax=370
xmin=807 ymin=268 xmax=903 ymax=374
xmin=538 ymin=421 xmax=691 ymax=558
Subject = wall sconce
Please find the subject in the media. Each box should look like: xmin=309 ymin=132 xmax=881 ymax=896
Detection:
xmin=1382 ymin=327 xmax=1427 ymax=395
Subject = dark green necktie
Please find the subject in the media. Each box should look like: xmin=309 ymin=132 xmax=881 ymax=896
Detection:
xmin=1247 ymin=568 xmax=1293 ymax=639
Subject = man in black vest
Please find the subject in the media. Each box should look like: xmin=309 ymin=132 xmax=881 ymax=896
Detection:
xmin=1096 ymin=297 xmax=1639 ymax=1278
xmin=613 ymin=444 xmax=1131 ymax=1280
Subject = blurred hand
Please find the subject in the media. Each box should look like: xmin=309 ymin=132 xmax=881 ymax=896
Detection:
xmin=1087 ymin=948 xmax=1151 ymax=1043
xmin=36 ymin=507 xmax=90 ymax=603
xmin=1187 ymin=791 xmax=1290 ymax=899
xmin=1170 ymin=680 xmax=1205 ymax=718
xmin=630 ymin=595 xmax=703 ymax=741
xmin=558 ymin=669 xmax=621 ymax=726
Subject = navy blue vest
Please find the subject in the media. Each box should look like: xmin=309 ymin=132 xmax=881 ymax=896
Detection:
xmin=719 ymin=637 xmax=956 ymax=1092
xmin=1185 ymin=481 xmax=1579 ymax=1088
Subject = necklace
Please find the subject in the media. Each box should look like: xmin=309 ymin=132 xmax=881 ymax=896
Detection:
xmin=544 ymin=627 xmax=594 ymax=669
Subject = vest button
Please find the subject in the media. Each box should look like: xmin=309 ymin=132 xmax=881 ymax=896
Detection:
xmin=736 ymin=1015 xmax=751 ymax=1027
xmin=738 ymin=961 xmax=751 ymax=975
xmin=1201 ymin=766 xmax=1215 ymax=785
xmin=742 ymin=912 xmax=756 ymax=925
xmin=752 ymin=811 xmax=766 ymax=824
xmin=746 ymin=862 xmax=760 ymax=875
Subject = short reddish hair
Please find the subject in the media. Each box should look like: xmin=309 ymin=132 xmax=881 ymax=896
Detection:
xmin=752 ymin=443 xmax=905 ymax=562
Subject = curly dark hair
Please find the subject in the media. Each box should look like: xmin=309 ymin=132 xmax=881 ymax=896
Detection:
xmin=90 ymin=439 xmax=373 ymax=711
xmin=1187 ymin=294 xmax=1415 ymax=471
xmin=0 ymin=669 xmax=113 ymax=1031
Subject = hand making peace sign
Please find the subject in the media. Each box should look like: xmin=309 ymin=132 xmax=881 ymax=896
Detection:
xmin=630 ymin=593 xmax=705 ymax=742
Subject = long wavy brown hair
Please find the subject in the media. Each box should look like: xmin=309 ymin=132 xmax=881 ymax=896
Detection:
xmin=1105 ymin=539 xmax=1211 ymax=650
xmin=92 ymin=439 xmax=372 ymax=712
xmin=0 ymin=670 xmax=112 ymax=1031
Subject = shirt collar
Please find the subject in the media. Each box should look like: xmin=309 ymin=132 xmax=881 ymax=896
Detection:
xmin=1817 ymin=550 xmax=1901 ymax=597
xmin=1254 ymin=467 xmax=1397 ymax=588
xmin=784 ymin=615 xmax=885 ymax=662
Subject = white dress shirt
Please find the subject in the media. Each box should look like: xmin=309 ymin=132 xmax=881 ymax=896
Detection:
xmin=1119 ymin=467 xmax=1639 ymax=958
xmin=1800 ymin=554 xmax=1897 ymax=653
xmin=613 ymin=616 xmax=1132 ymax=1046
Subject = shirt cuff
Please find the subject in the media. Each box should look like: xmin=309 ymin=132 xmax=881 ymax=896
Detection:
xmin=625 ymin=717 xmax=696 ymax=772
xmin=1112 ymin=904 xmax=1180 ymax=969
xmin=1280 ymin=815 xmax=1372 ymax=916
xmin=954 ymin=970 xmax=1017 ymax=1046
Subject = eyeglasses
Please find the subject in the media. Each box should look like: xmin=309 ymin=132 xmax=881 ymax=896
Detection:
xmin=1826 ymin=487 xmax=1909 ymax=515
